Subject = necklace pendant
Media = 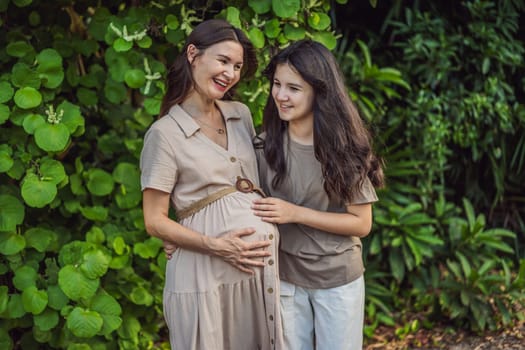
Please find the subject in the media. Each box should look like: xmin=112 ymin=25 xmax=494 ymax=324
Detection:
xmin=217 ymin=128 xmax=225 ymax=134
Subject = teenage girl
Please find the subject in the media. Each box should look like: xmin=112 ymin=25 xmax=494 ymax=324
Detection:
xmin=252 ymin=39 xmax=384 ymax=350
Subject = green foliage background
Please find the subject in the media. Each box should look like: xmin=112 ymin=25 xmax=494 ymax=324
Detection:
xmin=0 ymin=0 xmax=524 ymax=348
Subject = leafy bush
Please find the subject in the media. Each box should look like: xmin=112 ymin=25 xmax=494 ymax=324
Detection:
xmin=349 ymin=0 xmax=525 ymax=336
xmin=1 ymin=0 xmax=523 ymax=348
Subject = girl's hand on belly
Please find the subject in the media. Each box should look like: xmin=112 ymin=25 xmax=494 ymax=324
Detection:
xmin=163 ymin=240 xmax=178 ymax=259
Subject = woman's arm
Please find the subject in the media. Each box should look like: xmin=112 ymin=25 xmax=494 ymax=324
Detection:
xmin=144 ymin=188 xmax=272 ymax=273
xmin=251 ymin=197 xmax=372 ymax=237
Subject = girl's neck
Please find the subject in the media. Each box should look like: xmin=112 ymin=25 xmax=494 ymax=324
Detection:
xmin=288 ymin=120 xmax=314 ymax=146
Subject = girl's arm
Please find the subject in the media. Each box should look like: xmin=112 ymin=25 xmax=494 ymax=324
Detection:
xmin=251 ymin=197 xmax=372 ymax=237
xmin=143 ymin=188 xmax=271 ymax=273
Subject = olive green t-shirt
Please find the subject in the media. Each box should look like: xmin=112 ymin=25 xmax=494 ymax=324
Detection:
xmin=256 ymin=133 xmax=378 ymax=289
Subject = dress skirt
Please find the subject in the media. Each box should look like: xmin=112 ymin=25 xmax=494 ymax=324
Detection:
xmin=164 ymin=191 xmax=283 ymax=350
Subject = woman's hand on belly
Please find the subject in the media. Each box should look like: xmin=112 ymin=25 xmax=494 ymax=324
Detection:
xmin=209 ymin=227 xmax=272 ymax=274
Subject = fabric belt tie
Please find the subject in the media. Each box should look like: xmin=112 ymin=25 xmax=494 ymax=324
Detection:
xmin=177 ymin=177 xmax=266 ymax=221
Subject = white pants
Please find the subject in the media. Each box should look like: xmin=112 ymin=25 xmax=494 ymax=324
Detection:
xmin=279 ymin=276 xmax=365 ymax=350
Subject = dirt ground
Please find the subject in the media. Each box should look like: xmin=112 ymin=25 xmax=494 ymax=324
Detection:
xmin=364 ymin=321 xmax=525 ymax=350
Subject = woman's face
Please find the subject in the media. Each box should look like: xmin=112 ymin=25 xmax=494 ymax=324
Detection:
xmin=188 ymin=40 xmax=244 ymax=100
xmin=271 ymin=63 xmax=314 ymax=125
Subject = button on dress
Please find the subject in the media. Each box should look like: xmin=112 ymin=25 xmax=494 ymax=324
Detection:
xmin=140 ymin=101 xmax=283 ymax=350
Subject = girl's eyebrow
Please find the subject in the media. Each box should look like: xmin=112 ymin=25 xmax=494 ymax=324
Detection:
xmin=273 ymin=78 xmax=302 ymax=89
xmin=287 ymin=82 xmax=303 ymax=89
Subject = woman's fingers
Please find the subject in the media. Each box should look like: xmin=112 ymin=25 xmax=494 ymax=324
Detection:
xmin=217 ymin=228 xmax=275 ymax=273
xmin=229 ymin=227 xmax=257 ymax=238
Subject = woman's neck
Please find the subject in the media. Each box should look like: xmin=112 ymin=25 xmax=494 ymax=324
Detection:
xmin=181 ymin=94 xmax=218 ymax=120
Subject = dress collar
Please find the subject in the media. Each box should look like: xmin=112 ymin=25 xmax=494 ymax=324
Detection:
xmin=168 ymin=100 xmax=242 ymax=137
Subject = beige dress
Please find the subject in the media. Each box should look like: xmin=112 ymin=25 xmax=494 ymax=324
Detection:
xmin=140 ymin=101 xmax=282 ymax=350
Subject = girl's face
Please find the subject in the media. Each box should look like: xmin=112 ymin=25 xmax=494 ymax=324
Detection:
xmin=271 ymin=63 xmax=314 ymax=125
xmin=188 ymin=40 xmax=244 ymax=100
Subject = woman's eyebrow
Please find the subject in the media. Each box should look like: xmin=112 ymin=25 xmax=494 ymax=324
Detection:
xmin=217 ymin=53 xmax=243 ymax=64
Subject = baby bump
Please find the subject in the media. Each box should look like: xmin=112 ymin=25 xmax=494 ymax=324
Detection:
xmin=166 ymin=192 xmax=279 ymax=292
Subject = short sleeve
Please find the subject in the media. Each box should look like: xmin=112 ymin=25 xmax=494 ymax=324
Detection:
xmin=350 ymin=177 xmax=378 ymax=205
xmin=140 ymin=126 xmax=178 ymax=193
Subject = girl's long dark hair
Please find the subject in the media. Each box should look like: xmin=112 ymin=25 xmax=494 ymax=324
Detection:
xmin=158 ymin=19 xmax=257 ymax=117
xmin=262 ymin=39 xmax=384 ymax=203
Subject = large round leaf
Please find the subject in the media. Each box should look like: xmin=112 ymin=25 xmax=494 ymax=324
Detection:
xmin=0 ymin=148 xmax=14 ymax=173
xmin=129 ymin=286 xmax=153 ymax=306
xmin=13 ymin=265 xmax=37 ymax=291
xmin=59 ymin=241 xmax=87 ymax=266
xmin=40 ymin=158 xmax=67 ymax=185
xmin=124 ymin=69 xmax=145 ymax=88
xmin=47 ymin=284 xmax=69 ymax=310
xmin=225 ymin=6 xmax=241 ymax=28
xmin=79 ymin=206 xmax=108 ymax=221
xmin=76 ymin=87 xmax=98 ymax=106
xmin=6 ymin=41 xmax=34 ymax=58
xmin=58 ymin=100 xmax=84 ymax=136
xmin=0 ymin=286 xmax=8 ymax=314
xmin=34 ymin=308 xmax=59 ymax=331
xmin=14 ymin=87 xmax=42 ymax=109
xmin=28 ymin=11 xmax=40 ymax=26
xmin=11 ymin=62 xmax=40 ymax=89
xmin=0 ymin=329 xmax=13 ymax=349
xmin=284 ymin=24 xmax=306 ymax=40
xmin=165 ymin=14 xmax=179 ymax=30
xmin=66 ymin=307 xmax=103 ymax=338
xmin=85 ymin=226 xmax=105 ymax=244
xmin=113 ymin=38 xmax=133 ymax=52
xmin=312 ymin=31 xmax=338 ymax=50
xmin=0 ymin=104 xmax=9 ymax=124
xmin=105 ymin=48 xmax=130 ymax=82
xmin=0 ymin=233 xmax=26 ymax=255
xmin=90 ymin=293 xmax=122 ymax=335
xmin=36 ymin=49 xmax=64 ymax=89
xmin=115 ymin=189 xmax=141 ymax=209
xmin=13 ymin=0 xmax=33 ymax=7
xmin=0 ymin=194 xmax=25 ymax=231
xmin=264 ymin=19 xmax=281 ymax=38
xmin=21 ymin=286 xmax=48 ymax=315
xmin=143 ymin=96 xmax=161 ymax=115
xmin=133 ymin=237 xmax=162 ymax=259
xmin=104 ymin=78 xmax=127 ymax=104
xmin=137 ymin=36 xmax=152 ymax=48
xmin=6 ymin=294 xmax=26 ymax=318
xmin=86 ymin=169 xmax=114 ymax=196
xmin=307 ymin=12 xmax=331 ymax=30
xmin=58 ymin=265 xmax=99 ymax=301
xmin=248 ymin=0 xmax=271 ymax=14
xmin=0 ymin=82 xmax=14 ymax=103
xmin=34 ymin=123 xmax=70 ymax=152
xmin=80 ymin=250 xmax=110 ymax=279
xmin=25 ymin=227 xmax=58 ymax=252
xmin=248 ymin=27 xmax=265 ymax=49
xmin=22 ymin=113 xmax=45 ymax=134
xmin=112 ymin=162 xmax=140 ymax=188
xmin=21 ymin=173 xmax=57 ymax=208
xmin=272 ymin=0 xmax=300 ymax=18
